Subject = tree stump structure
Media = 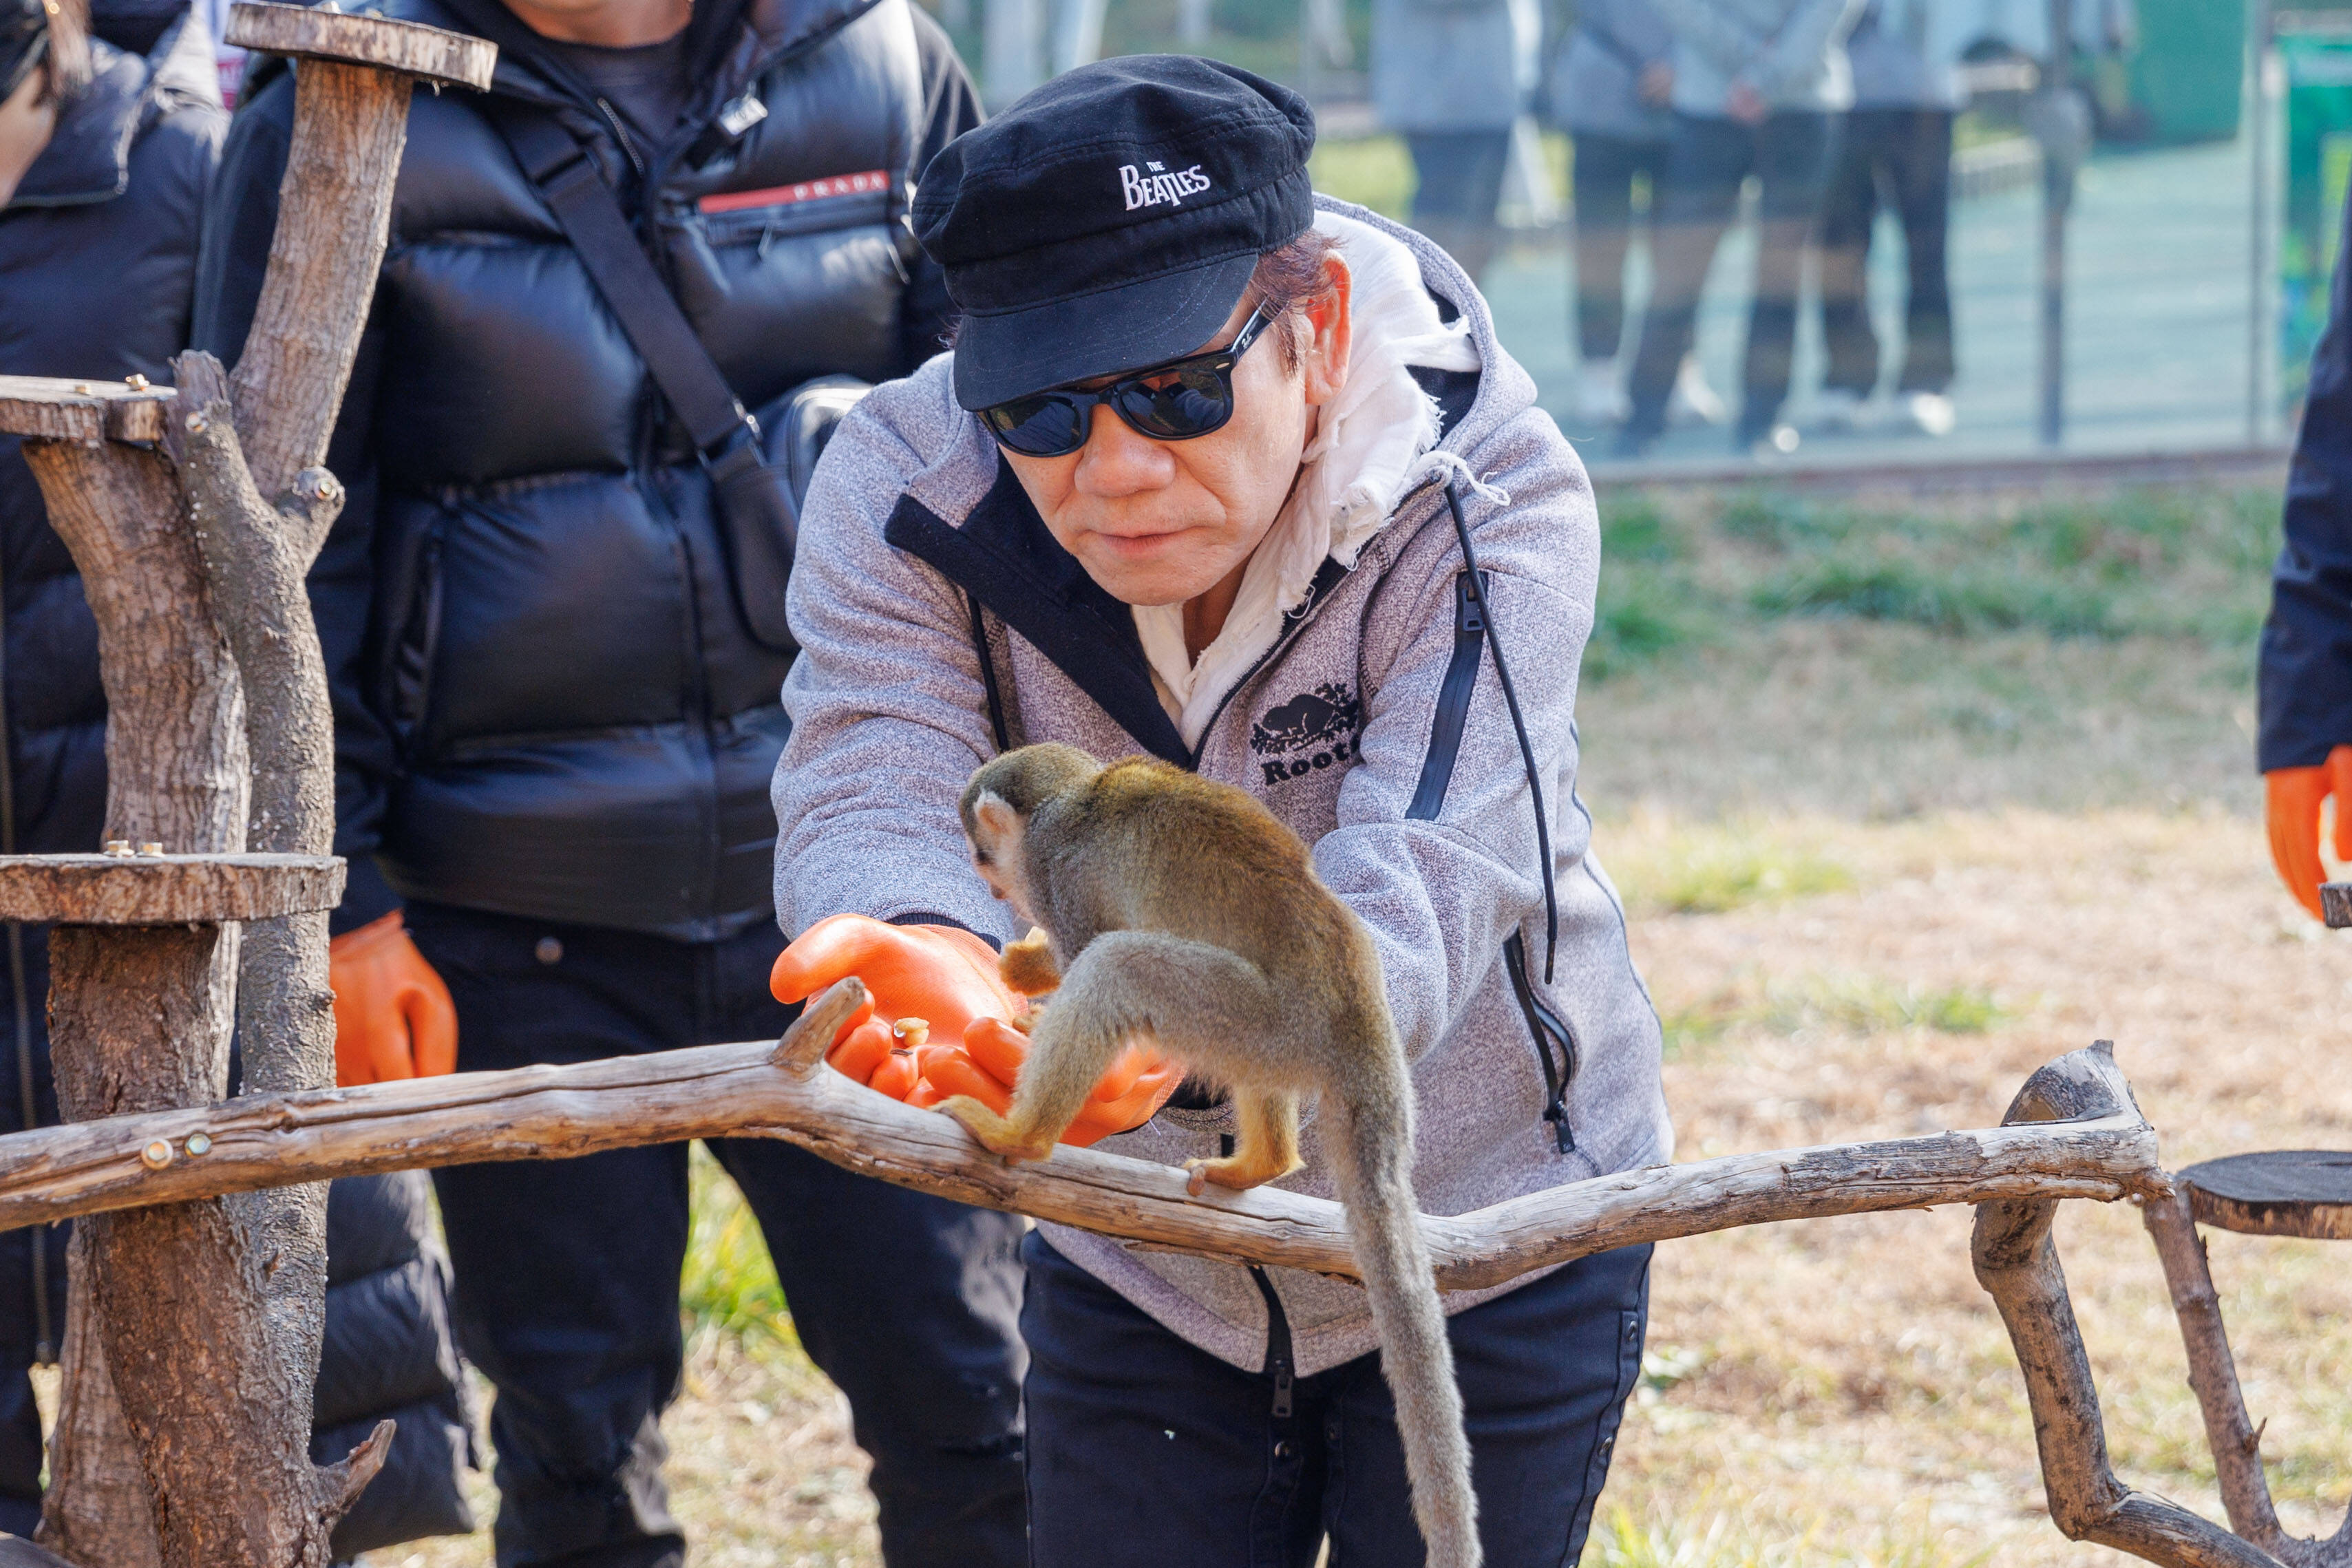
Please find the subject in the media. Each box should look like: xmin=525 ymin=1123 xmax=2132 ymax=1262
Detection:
xmin=0 ymin=9 xmax=489 ymax=1566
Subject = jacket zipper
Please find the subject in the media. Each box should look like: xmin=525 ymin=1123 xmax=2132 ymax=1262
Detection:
xmin=1404 ymin=570 xmax=1486 ymax=821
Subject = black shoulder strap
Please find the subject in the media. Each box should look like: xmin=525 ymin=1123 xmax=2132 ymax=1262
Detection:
xmin=487 ymin=104 xmax=754 ymax=456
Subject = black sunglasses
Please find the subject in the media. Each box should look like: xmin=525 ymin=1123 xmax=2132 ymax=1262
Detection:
xmin=977 ymin=305 xmax=1274 ymax=458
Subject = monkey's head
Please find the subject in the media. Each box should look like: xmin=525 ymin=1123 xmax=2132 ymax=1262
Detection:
xmin=960 ymin=744 xmax=1103 ymax=919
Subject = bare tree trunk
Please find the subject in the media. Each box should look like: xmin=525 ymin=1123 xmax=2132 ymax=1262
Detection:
xmin=172 ymin=353 xmax=346 ymax=1465
xmin=14 ymin=432 xmax=382 ymax=1568
xmin=25 ymin=440 xmax=242 ymax=1568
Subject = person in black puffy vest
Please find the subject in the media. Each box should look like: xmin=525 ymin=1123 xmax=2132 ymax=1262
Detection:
xmin=0 ymin=0 xmax=477 ymax=1552
xmin=192 ymin=1 xmax=1026 ymax=1565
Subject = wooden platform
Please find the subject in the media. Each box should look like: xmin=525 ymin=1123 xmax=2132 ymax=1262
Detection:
xmin=0 ymin=854 xmax=343 ymax=925
xmin=2178 ymin=1151 xmax=2352 ymax=1240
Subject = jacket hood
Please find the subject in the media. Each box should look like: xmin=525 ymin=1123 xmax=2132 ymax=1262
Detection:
xmin=7 ymin=6 xmax=215 ymax=209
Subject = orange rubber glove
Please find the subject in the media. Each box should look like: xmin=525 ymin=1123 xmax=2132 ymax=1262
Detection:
xmin=771 ymin=914 xmax=1020 ymax=1086
xmin=328 ymin=911 xmax=458 ymax=1086
xmin=770 ymin=913 xmax=1180 ymax=1143
xmin=2267 ymin=745 xmax=2352 ymax=920
xmin=905 ymin=1017 xmax=1183 ymax=1147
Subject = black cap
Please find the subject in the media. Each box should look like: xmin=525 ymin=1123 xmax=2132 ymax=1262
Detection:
xmin=913 ymin=54 xmax=1316 ymax=411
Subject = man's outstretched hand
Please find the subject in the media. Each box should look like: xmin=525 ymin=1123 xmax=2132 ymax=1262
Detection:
xmin=907 ymin=1016 xmax=1183 ymax=1147
xmin=329 ymin=911 xmax=458 ymax=1085
xmin=770 ymin=913 xmax=1180 ymax=1143
xmin=2267 ymin=745 xmax=2352 ymax=920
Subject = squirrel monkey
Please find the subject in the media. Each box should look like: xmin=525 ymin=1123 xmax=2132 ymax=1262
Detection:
xmin=948 ymin=743 xmax=1480 ymax=1568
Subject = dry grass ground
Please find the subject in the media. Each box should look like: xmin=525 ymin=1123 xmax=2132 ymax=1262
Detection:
xmin=358 ymin=483 xmax=2349 ymax=1567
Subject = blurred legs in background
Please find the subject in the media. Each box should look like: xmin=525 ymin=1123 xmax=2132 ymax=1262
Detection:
xmin=1569 ymin=131 xmax=1666 ymax=426
xmin=1621 ymin=109 xmax=1837 ymax=456
xmin=1407 ymin=129 xmax=1512 ymax=286
xmin=1816 ymin=105 xmax=1956 ymax=436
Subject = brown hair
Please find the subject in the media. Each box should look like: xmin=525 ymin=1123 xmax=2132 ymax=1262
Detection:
xmin=1244 ymin=226 xmax=1342 ymax=373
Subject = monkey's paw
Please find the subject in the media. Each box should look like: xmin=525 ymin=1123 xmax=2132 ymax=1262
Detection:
xmin=937 ymin=1096 xmax=1057 ymax=1165
xmin=999 ymin=931 xmax=1062 ymax=997
xmin=1183 ymin=1154 xmax=1300 ymax=1196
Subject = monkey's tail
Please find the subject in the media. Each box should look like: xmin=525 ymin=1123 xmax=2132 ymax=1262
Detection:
xmin=1330 ymin=1099 xmax=1480 ymax=1568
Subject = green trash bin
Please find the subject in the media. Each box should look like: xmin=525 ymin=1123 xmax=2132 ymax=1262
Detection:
xmin=2123 ymin=0 xmax=2245 ymax=144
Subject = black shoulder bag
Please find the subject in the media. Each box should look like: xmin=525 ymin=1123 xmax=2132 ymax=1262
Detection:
xmin=491 ymin=105 xmax=805 ymax=652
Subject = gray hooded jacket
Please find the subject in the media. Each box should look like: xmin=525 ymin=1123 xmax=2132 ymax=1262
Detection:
xmin=772 ymin=199 xmax=1673 ymax=1377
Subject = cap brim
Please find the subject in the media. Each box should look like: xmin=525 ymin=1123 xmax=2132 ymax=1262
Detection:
xmin=951 ymin=252 xmax=1262 ymax=411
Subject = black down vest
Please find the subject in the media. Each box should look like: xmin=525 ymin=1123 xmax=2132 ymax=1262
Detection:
xmin=194 ymin=0 xmax=975 ymax=939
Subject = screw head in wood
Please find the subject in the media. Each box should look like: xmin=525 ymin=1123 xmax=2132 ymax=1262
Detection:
xmin=184 ymin=1132 xmax=211 ymax=1157
xmin=140 ymin=1139 xmax=173 ymax=1170
xmin=101 ymin=840 xmax=133 ymax=858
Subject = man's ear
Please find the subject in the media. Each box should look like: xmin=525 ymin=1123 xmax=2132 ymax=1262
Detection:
xmin=1301 ymin=253 xmax=1353 ymax=409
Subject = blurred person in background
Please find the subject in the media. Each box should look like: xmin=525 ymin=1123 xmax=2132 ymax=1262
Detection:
xmin=2263 ymin=177 xmax=2352 ymax=924
xmin=1372 ymin=0 xmax=1538 ymax=283
xmin=0 ymin=0 xmax=476 ymax=1553
xmin=1812 ymin=0 xmax=1958 ymax=439
xmin=1547 ymin=0 xmax=1675 ymax=427
xmin=1615 ymin=0 xmax=1861 ymax=458
xmin=193 ymin=0 xmax=1032 ymax=1559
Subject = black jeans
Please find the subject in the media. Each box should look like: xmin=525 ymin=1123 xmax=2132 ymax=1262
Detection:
xmin=1407 ymin=129 xmax=1513 ymax=284
xmin=1817 ymin=106 xmax=1956 ymax=395
xmin=1624 ymin=110 xmax=1839 ymax=443
xmin=1022 ymin=1232 xmax=1651 ymax=1567
xmin=407 ymin=903 xmax=1030 ymax=1568
xmin=1571 ymin=132 xmax=1669 ymax=362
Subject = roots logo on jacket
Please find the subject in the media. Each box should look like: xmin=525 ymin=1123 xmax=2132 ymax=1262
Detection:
xmin=1250 ymin=681 xmax=1363 ymax=787
xmin=1119 ymin=160 xmax=1212 ymax=211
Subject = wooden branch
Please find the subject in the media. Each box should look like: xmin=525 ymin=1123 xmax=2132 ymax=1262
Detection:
xmin=220 ymin=9 xmax=494 ymax=498
xmin=18 ymin=443 xmax=245 ymax=851
xmin=165 ymin=352 xmax=348 ymax=1532
xmin=19 ymin=434 xmax=245 ymax=1568
xmin=0 ymin=1020 xmax=2163 ymax=1289
xmin=1971 ymin=1045 xmax=2286 ymax=1568
xmin=0 ymin=853 xmax=340 ymax=924
xmin=2145 ymin=1187 xmax=2352 ymax=1568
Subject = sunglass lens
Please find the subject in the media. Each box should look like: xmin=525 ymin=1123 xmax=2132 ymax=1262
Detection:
xmin=984 ymin=394 xmax=1089 ymax=457
xmin=1114 ymin=368 xmax=1233 ymax=441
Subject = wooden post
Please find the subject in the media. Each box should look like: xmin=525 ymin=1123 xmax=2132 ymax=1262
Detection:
xmin=1970 ymin=1046 xmax=2286 ymax=1568
xmin=0 ymin=8 xmax=491 ymax=1565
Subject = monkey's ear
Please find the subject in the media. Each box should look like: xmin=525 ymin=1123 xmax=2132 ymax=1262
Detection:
xmin=973 ymin=792 xmax=1021 ymax=845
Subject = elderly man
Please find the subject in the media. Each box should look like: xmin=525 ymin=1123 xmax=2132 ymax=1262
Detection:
xmin=770 ymin=55 xmax=1671 ymax=1568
